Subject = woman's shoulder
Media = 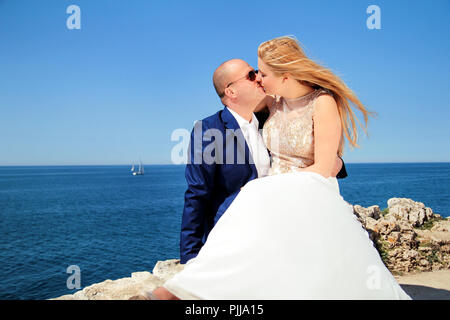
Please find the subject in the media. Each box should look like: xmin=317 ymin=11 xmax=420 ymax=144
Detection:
xmin=313 ymin=89 xmax=340 ymax=119
xmin=314 ymin=89 xmax=337 ymax=109
xmin=314 ymin=87 xmax=334 ymax=99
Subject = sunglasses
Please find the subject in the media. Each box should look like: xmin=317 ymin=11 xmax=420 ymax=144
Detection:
xmin=220 ymin=69 xmax=258 ymax=97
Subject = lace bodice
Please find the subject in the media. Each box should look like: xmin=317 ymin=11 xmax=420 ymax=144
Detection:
xmin=262 ymin=88 xmax=331 ymax=176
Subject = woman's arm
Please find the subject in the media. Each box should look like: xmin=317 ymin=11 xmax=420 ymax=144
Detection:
xmin=302 ymin=94 xmax=342 ymax=178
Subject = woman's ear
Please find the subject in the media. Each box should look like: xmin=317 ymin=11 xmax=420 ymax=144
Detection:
xmin=282 ymin=72 xmax=290 ymax=83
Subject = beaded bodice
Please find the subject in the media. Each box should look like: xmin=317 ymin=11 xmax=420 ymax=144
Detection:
xmin=262 ymin=88 xmax=331 ymax=176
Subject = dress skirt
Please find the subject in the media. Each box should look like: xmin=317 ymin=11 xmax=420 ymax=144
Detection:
xmin=164 ymin=172 xmax=410 ymax=300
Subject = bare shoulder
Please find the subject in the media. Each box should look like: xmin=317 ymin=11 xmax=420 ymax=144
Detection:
xmin=313 ymin=93 xmax=340 ymax=126
xmin=314 ymin=93 xmax=338 ymax=114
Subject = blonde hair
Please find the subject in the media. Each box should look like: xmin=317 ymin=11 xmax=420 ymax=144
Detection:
xmin=258 ymin=36 xmax=374 ymax=155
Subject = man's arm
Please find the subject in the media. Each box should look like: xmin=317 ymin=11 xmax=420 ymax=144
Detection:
xmin=180 ymin=126 xmax=216 ymax=264
xmin=331 ymin=156 xmax=348 ymax=179
xmin=336 ymin=157 xmax=348 ymax=179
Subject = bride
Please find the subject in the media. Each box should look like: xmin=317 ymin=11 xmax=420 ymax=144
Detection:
xmin=152 ymin=36 xmax=410 ymax=300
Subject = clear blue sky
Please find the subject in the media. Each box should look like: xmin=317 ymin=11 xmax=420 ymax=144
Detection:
xmin=1 ymin=0 xmax=449 ymax=165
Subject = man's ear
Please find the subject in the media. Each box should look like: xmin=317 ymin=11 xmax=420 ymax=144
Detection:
xmin=224 ymin=87 xmax=236 ymax=99
xmin=282 ymin=72 xmax=290 ymax=83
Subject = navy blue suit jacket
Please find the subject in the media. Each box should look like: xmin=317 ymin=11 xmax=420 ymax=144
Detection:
xmin=179 ymin=108 xmax=348 ymax=264
xmin=180 ymin=107 xmax=258 ymax=263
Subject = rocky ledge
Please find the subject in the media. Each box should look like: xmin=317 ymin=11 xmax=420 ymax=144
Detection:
xmin=53 ymin=197 xmax=449 ymax=300
xmin=353 ymin=197 xmax=449 ymax=274
xmin=54 ymin=259 xmax=185 ymax=300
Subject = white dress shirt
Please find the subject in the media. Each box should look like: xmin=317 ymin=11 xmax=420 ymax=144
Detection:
xmin=227 ymin=107 xmax=271 ymax=177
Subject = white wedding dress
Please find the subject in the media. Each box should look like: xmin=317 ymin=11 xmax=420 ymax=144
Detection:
xmin=164 ymin=89 xmax=411 ymax=300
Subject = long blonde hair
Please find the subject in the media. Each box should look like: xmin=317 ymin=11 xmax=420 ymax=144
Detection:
xmin=258 ymin=36 xmax=374 ymax=155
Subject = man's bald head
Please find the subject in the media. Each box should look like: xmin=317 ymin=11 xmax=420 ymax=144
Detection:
xmin=213 ymin=59 xmax=250 ymax=98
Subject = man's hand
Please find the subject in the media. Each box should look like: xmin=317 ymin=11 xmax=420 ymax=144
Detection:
xmin=331 ymin=156 xmax=343 ymax=178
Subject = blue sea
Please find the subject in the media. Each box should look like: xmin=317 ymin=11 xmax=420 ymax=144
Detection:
xmin=0 ymin=163 xmax=449 ymax=300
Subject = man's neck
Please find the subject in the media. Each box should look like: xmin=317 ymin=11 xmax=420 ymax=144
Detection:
xmin=226 ymin=105 xmax=253 ymax=122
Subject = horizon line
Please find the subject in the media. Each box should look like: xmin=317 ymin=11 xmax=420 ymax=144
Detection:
xmin=0 ymin=161 xmax=450 ymax=167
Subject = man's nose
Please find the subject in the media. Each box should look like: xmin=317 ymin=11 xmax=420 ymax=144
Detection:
xmin=255 ymin=72 xmax=262 ymax=83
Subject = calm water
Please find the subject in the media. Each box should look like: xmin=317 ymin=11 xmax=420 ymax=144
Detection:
xmin=0 ymin=163 xmax=449 ymax=299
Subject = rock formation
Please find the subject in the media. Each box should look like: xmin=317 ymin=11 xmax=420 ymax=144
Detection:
xmin=353 ymin=198 xmax=450 ymax=274
xmin=53 ymin=259 xmax=185 ymax=300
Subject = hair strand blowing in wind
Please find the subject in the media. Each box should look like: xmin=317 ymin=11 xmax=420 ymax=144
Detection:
xmin=258 ymin=36 xmax=375 ymax=156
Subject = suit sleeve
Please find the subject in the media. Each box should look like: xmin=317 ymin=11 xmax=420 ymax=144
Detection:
xmin=180 ymin=124 xmax=216 ymax=264
xmin=336 ymin=156 xmax=348 ymax=179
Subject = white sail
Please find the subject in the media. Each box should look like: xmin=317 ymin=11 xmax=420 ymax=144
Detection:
xmin=132 ymin=160 xmax=144 ymax=175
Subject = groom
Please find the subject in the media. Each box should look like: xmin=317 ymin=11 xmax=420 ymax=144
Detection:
xmin=180 ymin=59 xmax=347 ymax=264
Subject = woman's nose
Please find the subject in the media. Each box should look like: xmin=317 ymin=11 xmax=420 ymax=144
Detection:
xmin=255 ymin=71 xmax=262 ymax=82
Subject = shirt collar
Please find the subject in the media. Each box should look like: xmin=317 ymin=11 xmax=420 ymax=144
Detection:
xmin=226 ymin=107 xmax=259 ymax=129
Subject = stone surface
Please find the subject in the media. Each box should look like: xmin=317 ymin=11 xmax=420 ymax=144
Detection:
xmin=52 ymin=260 xmax=185 ymax=300
xmin=386 ymin=198 xmax=435 ymax=227
xmin=152 ymin=259 xmax=185 ymax=282
xmin=353 ymin=198 xmax=449 ymax=274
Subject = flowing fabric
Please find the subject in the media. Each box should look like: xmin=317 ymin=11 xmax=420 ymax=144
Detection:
xmin=164 ymin=172 xmax=410 ymax=299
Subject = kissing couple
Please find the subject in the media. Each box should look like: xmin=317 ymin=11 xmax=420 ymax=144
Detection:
xmin=143 ymin=36 xmax=410 ymax=299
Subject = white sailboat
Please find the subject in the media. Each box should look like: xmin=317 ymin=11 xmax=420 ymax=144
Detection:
xmin=132 ymin=161 xmax=144 ymax=176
